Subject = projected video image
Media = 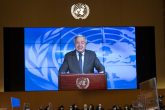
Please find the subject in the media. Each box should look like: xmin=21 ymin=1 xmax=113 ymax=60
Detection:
xmin=25 ymin=27 xmax=137 ymax=91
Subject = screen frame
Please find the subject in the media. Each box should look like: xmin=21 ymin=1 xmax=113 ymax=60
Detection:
xmin=3 ymin=26 xmax=156 ymax=92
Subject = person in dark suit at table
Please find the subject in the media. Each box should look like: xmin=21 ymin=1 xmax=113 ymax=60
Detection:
xmin=59 ymin=35 xmax=105 ymax=74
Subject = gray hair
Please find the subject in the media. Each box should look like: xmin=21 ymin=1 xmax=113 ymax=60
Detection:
xmin=74 ymin=35 xmax=87 ymax=44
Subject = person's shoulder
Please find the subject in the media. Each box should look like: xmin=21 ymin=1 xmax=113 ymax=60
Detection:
xmin=85 ymin=49 xmax=96 ymax=54
xmin=65 ymin=50 xmax=76 ymax=56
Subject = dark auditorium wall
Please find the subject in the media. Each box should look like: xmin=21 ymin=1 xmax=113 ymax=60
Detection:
xmin=0 ymin=0 xmax=165 ymax=109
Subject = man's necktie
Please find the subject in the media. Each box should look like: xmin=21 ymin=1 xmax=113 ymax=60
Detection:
xmin=79 ymin=53 xmax=83 ymax=73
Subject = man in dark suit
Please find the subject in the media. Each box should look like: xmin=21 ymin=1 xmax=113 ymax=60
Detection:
xmin=59 ymin=35 xmax=105 ymax=74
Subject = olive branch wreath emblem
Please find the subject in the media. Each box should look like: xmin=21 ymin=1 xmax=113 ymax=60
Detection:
xmin=25 ymin=28 xmax=63 ymax=90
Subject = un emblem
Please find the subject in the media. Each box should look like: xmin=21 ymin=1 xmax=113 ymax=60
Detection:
xmin=76 ymin=77 xmax=90 ymax=89
xmin=71 ymin=3 xmax=90 ymax=19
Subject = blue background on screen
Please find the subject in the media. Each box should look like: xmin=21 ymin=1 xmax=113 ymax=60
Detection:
xmin=24 ymin=27 xmax=137 ymax=91
xmin=11 ymin=97 xmax=20 ymax=108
